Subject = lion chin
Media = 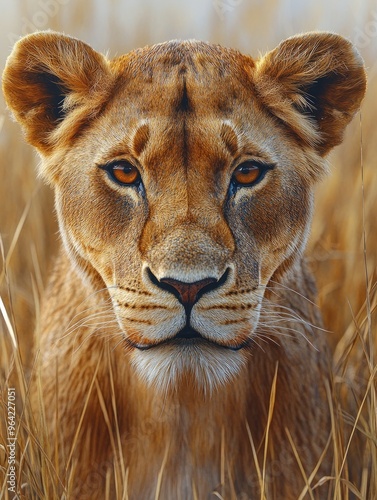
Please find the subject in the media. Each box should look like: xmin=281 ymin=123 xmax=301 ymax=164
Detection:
xmin=130 ymin=338 xmax=246 ymax=394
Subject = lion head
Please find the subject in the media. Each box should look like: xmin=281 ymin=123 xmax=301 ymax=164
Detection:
xmin=3 ymin=31 xmax=366 ymax=392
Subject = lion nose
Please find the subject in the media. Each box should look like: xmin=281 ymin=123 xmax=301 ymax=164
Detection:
xmin=147 ymin=268 xmax=229 ymax=309
xmin=159 ymin=276 xmax=218 ymax=308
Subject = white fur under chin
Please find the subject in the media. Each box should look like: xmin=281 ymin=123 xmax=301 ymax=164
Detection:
xmin=131 ymin=343 xmax=246 ymax=395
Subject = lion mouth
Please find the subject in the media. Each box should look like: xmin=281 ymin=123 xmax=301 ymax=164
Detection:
xmin=125 ymin=326 xmax=250 ymax=352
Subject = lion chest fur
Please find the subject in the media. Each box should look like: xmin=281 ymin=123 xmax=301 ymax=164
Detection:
xmin=3 ymin=31 xmax=366 ymax=498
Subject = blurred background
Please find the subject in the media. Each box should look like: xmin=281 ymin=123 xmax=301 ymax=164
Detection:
xmin=0 ymin=0 xmax=376 ymax=362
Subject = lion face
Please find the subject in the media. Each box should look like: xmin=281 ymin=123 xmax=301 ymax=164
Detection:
xmin=54 ymin=44 xmax=314 ymax=390
xmin=3 ymin=34 xmax=366 ymax=390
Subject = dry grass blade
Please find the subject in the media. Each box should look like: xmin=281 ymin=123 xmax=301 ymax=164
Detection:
xmin=0 ymin=295 xmax=17 ymax=349
xmin=246 ymin=420 xmax=263 ymax=491
xmin=65 ymin=354 xmax=103 ymax=472
xmin=0 ymin=194 xmax=35 ymax=288
xmin=154 ymin=440 xmax=170 ymax=500
xmin=261 ymin=363 xmax=278 ymax=499
xmin=359 ymin=113 xmax=373 ymax=366
xmin=285 ymin=427 xmax=315 ymax=500
xmin=107 ymin=348 xmax=128 ymax=499
xmin=220 ymin=425 xmax=225 ymax=497
xmin=337 ymin=366 xmax=377 ymax=488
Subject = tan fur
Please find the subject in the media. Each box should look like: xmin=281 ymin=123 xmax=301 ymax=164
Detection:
xmin=2 ymin=31 xmax=366 ymax=498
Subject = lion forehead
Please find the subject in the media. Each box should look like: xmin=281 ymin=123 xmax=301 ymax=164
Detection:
xmin=107 ymin=41 xmax=256 ymax=121
xmin=113 ymin=40 xmax=255 ymax=81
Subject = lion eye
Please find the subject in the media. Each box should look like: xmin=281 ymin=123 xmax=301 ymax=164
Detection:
xmin=232 ymin=162 xmax=263 ymax=186
xmin=106 ymin=161 xmax=140 ymax=186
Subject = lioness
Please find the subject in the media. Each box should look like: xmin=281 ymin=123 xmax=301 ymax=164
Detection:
xmin=3 ymin=31 xmax=366 ymax=498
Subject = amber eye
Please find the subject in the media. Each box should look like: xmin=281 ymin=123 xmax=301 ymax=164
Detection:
xmin=232 ymin=162 xmax=263 ymax=186
xmin=107 ymin=161 xmax=140 ymax=186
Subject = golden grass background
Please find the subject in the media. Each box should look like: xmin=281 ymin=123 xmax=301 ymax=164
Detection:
xmin=0 ymin=0 xmax=376 ymax=497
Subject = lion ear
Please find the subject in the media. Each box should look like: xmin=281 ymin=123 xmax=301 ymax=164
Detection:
xmin=2 ymin=31 xmax=113 ymax=153
xmin=254 ymin=32 xmax=366 ymax=155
